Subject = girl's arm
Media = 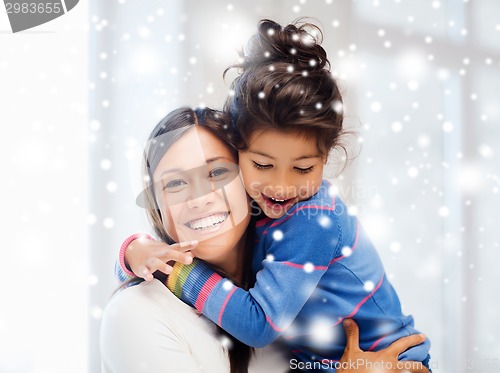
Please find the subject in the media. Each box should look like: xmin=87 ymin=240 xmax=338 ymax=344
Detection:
xmin=166 ymin=208 xmax=341 ymax=348
xmin=114 ymin=233 xmax=196 ymax=284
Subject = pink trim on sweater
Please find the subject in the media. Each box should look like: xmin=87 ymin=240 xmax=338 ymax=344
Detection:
xmin=217 ymin=286 xmax=237 ymax=326
xmin=285 ymin=273 xmax=386 ymax=342
xmin=256 ymin=217 xmax=272 ymax=227
xmin=336 ymin=273 xmax=386 ymax=324
xmin=195 ymin=273 xmax=222 ymax=312
xmin=119 ymin=233 xmax=154 ymax=277
xmin=367 ymin=334 xmax=388 ymax=351
xmin=281 ymin=261 xmax=329 ymax=271
xmin=269 ymin=205 xmax=336 ymax=229
xmin=265 ymin=314 xmax=284 ymax=332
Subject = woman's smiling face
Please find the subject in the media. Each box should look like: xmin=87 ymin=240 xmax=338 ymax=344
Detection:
xmin=152 ymin=126 xmax=250 ymax=263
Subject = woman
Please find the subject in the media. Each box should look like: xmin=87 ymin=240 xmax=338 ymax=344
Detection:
xmin=100 ymin=107 xmax=428 ymax=373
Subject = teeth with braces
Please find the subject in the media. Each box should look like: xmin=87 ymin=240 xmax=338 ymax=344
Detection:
xmin=186 ymin=212 xmax=228 ymax=230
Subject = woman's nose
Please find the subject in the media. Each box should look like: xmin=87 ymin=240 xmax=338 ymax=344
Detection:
xmin=186 ymin=179 xmax=216 ymax=209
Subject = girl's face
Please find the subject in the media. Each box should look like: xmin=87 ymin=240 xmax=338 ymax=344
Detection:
xmin=153 ymin=126 xmax=250 ymax=263
xmin=238 ymin=129 xmax=325 ymax=219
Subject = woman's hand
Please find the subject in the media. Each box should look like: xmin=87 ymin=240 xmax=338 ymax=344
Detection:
xmin=125 ymin=238 xmax=197 ymax=281
xmin=337 ymin=319 xmax=429 ymax=373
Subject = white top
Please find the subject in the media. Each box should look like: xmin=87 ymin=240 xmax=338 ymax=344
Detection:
xmin=100 ymin=279 xmax=290 ymax=373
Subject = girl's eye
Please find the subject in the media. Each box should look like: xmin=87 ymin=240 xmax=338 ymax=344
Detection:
xmin=209 ymin=167 xmax=229 ymax=179
xmin=294 ymin=166 xmax=314 ymax=174
xmin=252 ymin=161 xmax=272 ymax=170
xmin=164 ymin=179 xmax=187 ymax=190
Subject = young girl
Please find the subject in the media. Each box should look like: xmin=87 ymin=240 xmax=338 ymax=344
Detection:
xmin=117 ymin=20 xmax=431 ymax=371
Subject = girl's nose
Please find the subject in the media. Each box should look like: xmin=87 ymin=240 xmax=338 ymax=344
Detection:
xmin=268 ymin=172 xmax=295 ymax=198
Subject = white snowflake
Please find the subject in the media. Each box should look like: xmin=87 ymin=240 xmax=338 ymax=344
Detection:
xmin=341 ymin=246 xmax=352 ymax=257
xmin=100 ymin=159 xmax=112 ymax=170
xmin=303 ymin=262 xmax=314 ymax=273
xmin=222 ymin=280 xmax=234 ymax=291
xmin=103 ymin=217 xmax=114 ymax=229
xmin=308 ymin=317 xmax=337 ymax=344
xmin=106 ymin=182 xmax=118 ymax=193
xmin=390 ymin=242 xmax=401 ymax=253
xmin=90 ymin=306 xmax=103 ymax=320
xmin=272 ymin=230 xmax=284 ymax=241
xmin=219 ymin=335 xmax=233 ymax=349
xmin=438 ymin=206 xmax=449 ymax=217
xmin=88 ymin=275 xmax=99 ymax=286
xmin=318 ymin=215 xmax=331 ymax=228
xmin=364 ymin=280 xmax=375 ymax=292
xmin=407 ymin=167 xmax=419 ymax=178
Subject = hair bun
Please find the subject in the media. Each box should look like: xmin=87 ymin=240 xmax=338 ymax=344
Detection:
xmin=242 ymin=19 xmax=330 ymax=72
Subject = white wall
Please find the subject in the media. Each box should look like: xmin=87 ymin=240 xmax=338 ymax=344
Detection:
xmin=0 ymin=2 xmax=88 ymax=373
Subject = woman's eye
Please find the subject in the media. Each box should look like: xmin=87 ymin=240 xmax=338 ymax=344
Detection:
xmin=294 ymin=166 xmax=314 ymax=174
xmin=164 ymin=179 xmax=187 ymax=190
xmin=252 ymin=161 xmax=272 ymax=170
xmin=209 ymin=167 xmax=229 ymax=179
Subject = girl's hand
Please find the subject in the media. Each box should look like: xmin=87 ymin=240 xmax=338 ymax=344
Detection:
xmin=337 ymin=319 xmax=430 ymax=373
xmin=125 ymin=238 xmax=198 ymax=281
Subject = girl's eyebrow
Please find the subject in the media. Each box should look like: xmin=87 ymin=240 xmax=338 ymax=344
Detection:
xmin=248 ymin=150 xmax=320 ymax=161
xmin=248 ymin=150 xmax=275 ymax=159
xmin=294 ymin=155 xmax=321 ymax=161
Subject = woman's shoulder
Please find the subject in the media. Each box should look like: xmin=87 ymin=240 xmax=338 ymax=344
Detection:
xmin=106 ymin=280 xmax=203 ymax=324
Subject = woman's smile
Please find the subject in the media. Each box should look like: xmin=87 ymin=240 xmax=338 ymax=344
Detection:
xmin=183 ymin=211 xmax=230 ymax=236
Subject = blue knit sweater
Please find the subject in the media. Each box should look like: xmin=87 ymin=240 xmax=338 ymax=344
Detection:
xmin=118 ymin=180 xmax=431 ymax=370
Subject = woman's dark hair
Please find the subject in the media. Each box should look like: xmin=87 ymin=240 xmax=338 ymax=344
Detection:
xmin=125 ymin=107 xmax=254 ymax=373
xmin=224 ymin=18 xmax=346 ymax=159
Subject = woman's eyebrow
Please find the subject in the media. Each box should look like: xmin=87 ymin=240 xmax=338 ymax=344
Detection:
xmin=206 ymin=156 xmax=234 ymax=163
xmin=159 ymin=156 xmax=233 ymax=177
xmin=159 ymin=168 xmax=182 ymax=178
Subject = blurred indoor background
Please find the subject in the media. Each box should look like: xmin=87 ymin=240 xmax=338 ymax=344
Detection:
xmin=1 ymin=0 xmax=499 ymax=372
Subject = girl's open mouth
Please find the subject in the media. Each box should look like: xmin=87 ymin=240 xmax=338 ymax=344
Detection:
xmin=261 ymin=193 xmax=296 ymax=211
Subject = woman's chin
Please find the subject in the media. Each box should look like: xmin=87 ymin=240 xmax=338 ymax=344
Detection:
xmin=190 ymin=229 xmax=240 ymax=263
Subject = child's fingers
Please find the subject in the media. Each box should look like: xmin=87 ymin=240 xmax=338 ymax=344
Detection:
xmin=158 ymin=248 xmax=194 ymax=265
xmin=136 ymin=265 xmax=153 ymax=282
xmin=386 ymin=333 xmax=426 ymax=356
xmin=169 ymin=240 xmax=198 ymax=252
xmin=342 ymin=319 xmax=361 ymax=352
xmin=145 ymin=257 xmax=176 ymax=276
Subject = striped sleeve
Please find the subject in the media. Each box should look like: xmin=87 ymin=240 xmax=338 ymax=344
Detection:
xmin=114 ymin=233 xmax=154 ymax=284
xmin=114 ymin=259 xmax=135 ymax=284
xmin=166 ymin=208 xmax=341 ymax=348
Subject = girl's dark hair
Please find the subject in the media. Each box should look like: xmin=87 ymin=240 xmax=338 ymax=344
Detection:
xmin=124 ymin=107 xmax=254 ymax=373
xmin=224 ymin=18 xmax=346 ymax=159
